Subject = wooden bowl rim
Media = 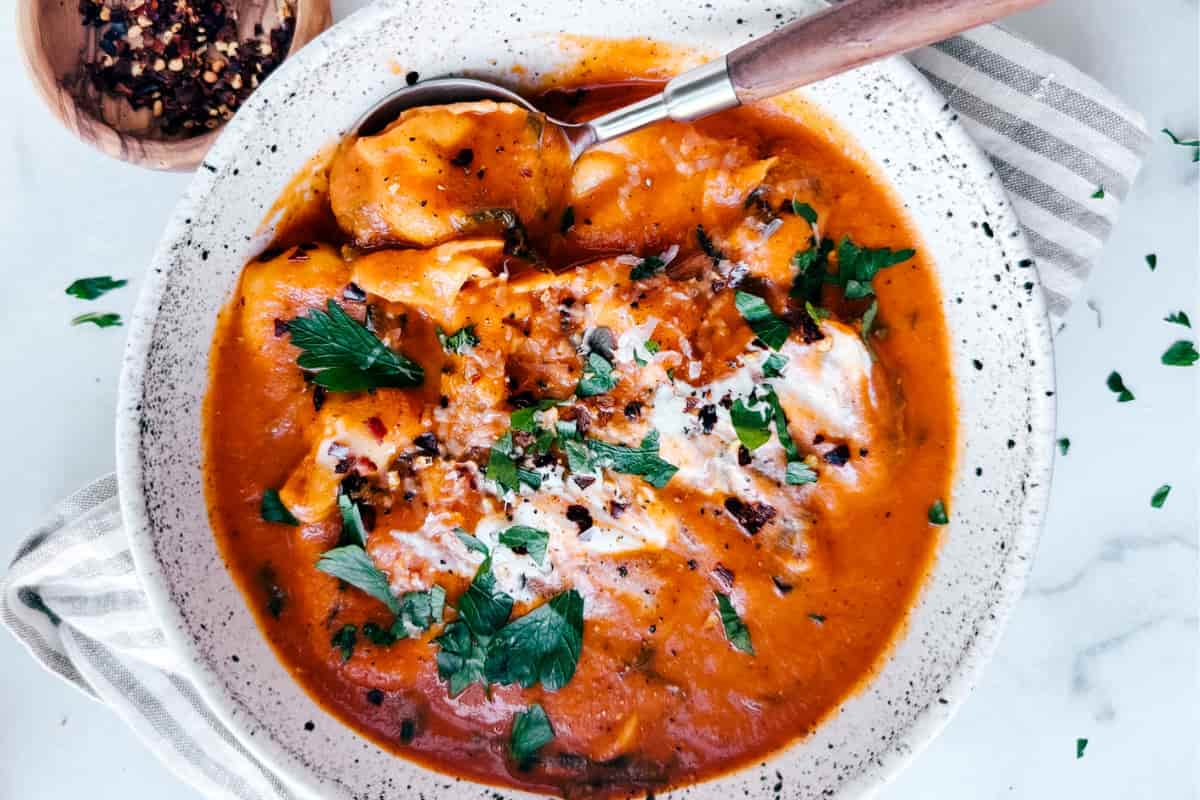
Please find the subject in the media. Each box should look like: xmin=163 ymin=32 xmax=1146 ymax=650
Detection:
xmin=16 ymin=0 xmax=331 ymax=171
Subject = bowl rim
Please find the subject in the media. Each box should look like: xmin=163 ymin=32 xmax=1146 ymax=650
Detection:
xmin=115 ymin=2 xmax=1056 ymax=797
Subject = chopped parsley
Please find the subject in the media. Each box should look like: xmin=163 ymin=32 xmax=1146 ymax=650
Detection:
xmin=1076 ymin=737 xmax=1088 ymax=759
xmin=485 ymin=432 xmax=541 ymax=494
xmin=337 ymin=493 xmax=367 ymax=546
xmin=762 ymin=353 xmax=788 ymax=378
xmin=454 ymin=527 xmax=490 ymax=556
xmin=790 ymin=199 xmax=818 ymax=225
xmin=498 ymin=525 xmax=550 ymax=566
xmin=1161 ymin=340 xmax=1198 ymax=366
xmin=510 ymin=704 xmax=555 ymax=768
xmin=861 ymin=300 xmax=880 ymax=343
xmin=928 ymin=499 xmax=949 ymax=525
xmin=1162 ymin=128 xmax=1200 ymax=162
xmin=586 ymin=430 xmax=679 ymax=488
xmin=66 ymin=275 xmax=127 ymax=300
xmin=1091 ymin=185 xmax=1105 ymax=199
xmin=1151 ymin=484 xmax=1171 ymax=509
xmin=1145 ymin=253 xmax=1157 ymax=271
xmin=1106 ymin=371 xmax=1134 ymax=402
xmin=630 ymin=255 xmax=667 ymax=280
xmin=71 ymin=312 xmax=122 ymax=328
xmin=456 ymin=555 xmax=515 ymax=638
xmin=1057 ymin=437 xmax=1070 ymax=456
xmin=577 ymin=351 xmax=618 ymax=397
xmin=805 ymin=301 xmax=831 ymax=325
xmin=790 ymin=237 xmax=834 ymax=303
xmin=260 ymin=489 xmax=299 ymax=526
xmin=316 ymin=545 xmax=401 ymax=615
xmin=730 ymin=397 xmax=772 ymax=450
xmin=734 ymin=290 xmax=790 ymax=350
xmin=833 ymin=237 xmax=915 ymax=300
xmin=288 ymin=299 xmax=423 ymax=392
xmin=1165 ymin=311 xmax=1191 ymax=328
xmin=644 ymin=339 xmax=661 ymax=355
xmin=437 ymin=324 xmax=480 ymax=354
xmin=786 ymin=461 xmax=818 ymax=485
xmin=331 ymin=625 xmax=357 ymax=662
xmin=759 ymin=385 xmax=800 ymax=462
xmin=484 ymin=590 xmax=584 ymax=690
xmin=714 ymin=592 xmax=754 ymax=655
xmin=434 ymin=620 xmax=489 ymax=696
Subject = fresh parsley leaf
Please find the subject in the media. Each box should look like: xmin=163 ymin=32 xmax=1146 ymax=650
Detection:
xmin=288 ymin=299 xmax=423 ymax=392
xmin=644 ymin=339 xmax=660 ymax=355
xmin=437 ymin=324 xmax=480 ymax=354
xmin=805 ymin=301 xmax=831 ymax=325
xmin=790 ymin=199 xmax=818 ymax=225
xmin=331 ymin=625 xmax=357 ymax=662
xmin=498 ymin=526 xmax=550 ymax=566
xmin=560 ymin=206 xmax=575 ymax=234
xmin=562 ymin=437 xmax=594 ymax=474
xmin=696 ymin=225 xmax=724 ymax=262
xmin=337 ymin=493 xmax=367 ymax=546
xmin=714 ymin=592 xmax=754 ymax=655
xmin=511 ymin=399 xmax=557 ymax=432
xmin=1057 ymin=437 xmax=1070 ymax=456
xmin=786 ymin=461 xmax=818 ymax=485
xmin=928 ymin=499 xmax=949 ymax=525
xmin=316 ymin=545 xmax=400 ymax=615
xmin=260 ymin=489 xmax=299 ymax=526
xmin=1145 ymin=253 xmax=1158 ymax=271
xmin=1076 ymin=737 xmax=1089 ymax=759
xmin=578 ymin=351 xmax=618 ymax=397
xmin=587 ymin=430 xmax=678 ymax=488
xmin=486 ymin=432 xmax=521 ymax=493
xmin=66 ymin=276 xmax=127 ymax=300
xmin=1091 ymin=185 xmax=1105 ymax=199
xmin=434 ymin=620 xmax=488 ymax=696
xmin=510 ymin=704 xmax=555 ymax=767
xmin=485 ymin=590 xmax=584 ymax=690
xmin=730 ymin=396 xmax=772 ymax=450
xmin=790 ymin=238 xmax=834 ymax=303
xmin=760 ymin=385 xmax=800 ymax=462
xmin=1162 ymin=128 xmax=1200 ymax=162
xmin=1165 ymin=311 xmax=1192 ymax=328
xmin=454 ymin=527 xmax=490 ymax=556
xmin=861 ymin=300 xmax=880 ymax=343
xmin=735 ymin=291 xmax=790 ymax=350
xmin=362 ymin=621 xmax=398 ymax=646
xmin=1106 ymin=371 xmax=1135 ymax=402
xmin=832 ymin=237 xmax=915 ymax=300
xmin=1151 ymin=484 xmax=1171 ymax=509
xmin=457 ymin=556 xmax=514 ymax=637
xmin=517 ymin=467 xmax=543 ymax=490
xmin=71 ymin=312 xmax=122 ymax=328
xmin=1162 ymin=340 xmax=1198 ymax=366
xmin=762 ymin=353 xmax=788 ymax=378
xmin=630 ymin=255 xmax=666 ymax=281
xmin=393 ymin=585 xmax=446 ymax=636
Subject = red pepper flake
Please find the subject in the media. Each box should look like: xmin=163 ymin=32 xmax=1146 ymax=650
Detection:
xmin=723 ymin=497 xmax=777 ymax=535
xmin=366 ymin=417 xmax=387 ymax=442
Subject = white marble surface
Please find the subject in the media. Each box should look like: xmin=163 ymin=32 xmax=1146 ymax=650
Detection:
xmin=0 ymin=0 xmax=1195 ymax=797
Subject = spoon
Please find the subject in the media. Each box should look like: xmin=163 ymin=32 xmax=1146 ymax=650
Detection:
xmin=354 ymin=0 xmax=1044 ymax=160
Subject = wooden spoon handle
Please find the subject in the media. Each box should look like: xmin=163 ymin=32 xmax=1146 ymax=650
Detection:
xmin=727 ymin=0 xmax=1046 ymax=103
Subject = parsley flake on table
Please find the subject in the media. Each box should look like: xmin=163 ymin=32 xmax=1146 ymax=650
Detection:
xmin=735 ymin=290 xmax=790 ymax=350
xmin=437 ymin=324 xmax=480 ymax=354
xmin=288 ymin=299 xmax=423 ymax=391
xmin=510 ymin=704 xmax=555 ymax=768
xmin=1165 ymin=311 xmax=1191 ymax=328
xmin=1162 ymin=128 xmax=1200 ymax=162
xmin=1091 ymin=185 xmax=1105 ymax=199
xmin=928 ymin=499 xmax=949 ymax=525
xmin=260 ymin=489 xmax=299 ymax=526
xmin=71 ymin=312 xmax=122 ymax=328
xmin=1076 ymin=738 xmax=1089 ymax=759
xmin=1106 ymin=371 xmax=1135 ymax=402
xmin=316 ymin=545 xmax=401 ymax=615
xmin=1057 ymin=437 xmax=1070 ymax=456
xmin=1145 ymin=253 xmax=1157 ymax=271
xmin=1151 ymin=484 xmax=1171 ymax=509
xmin=485 ymin=589 xmax=584 ymax=690
xmin=66 ymin=275 xmax=127 ymax=300
xmin=714 ymin=592 xmax=754 ymax=655
xmin=833 ymin=237 xmax=915 ymax=300
xmin=1161 ymin=340 xmax=1198 ymax=366
xmin=498 ymin=525 xmax=550 ymax=566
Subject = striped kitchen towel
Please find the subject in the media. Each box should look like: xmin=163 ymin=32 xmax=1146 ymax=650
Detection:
xmin=1 ymin=24 xmax=1152 ymax=800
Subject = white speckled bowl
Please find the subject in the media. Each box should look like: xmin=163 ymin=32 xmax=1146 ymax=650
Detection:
xmin=116 ymin=0 xmax=1056 ymax=797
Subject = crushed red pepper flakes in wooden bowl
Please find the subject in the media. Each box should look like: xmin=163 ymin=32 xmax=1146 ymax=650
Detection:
xmin=18 ymin=0 xmax=331 ymax=170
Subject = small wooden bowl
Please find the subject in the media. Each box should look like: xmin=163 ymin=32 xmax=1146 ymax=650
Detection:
xmin=17 ymin=0 xmax=331 ymax=171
